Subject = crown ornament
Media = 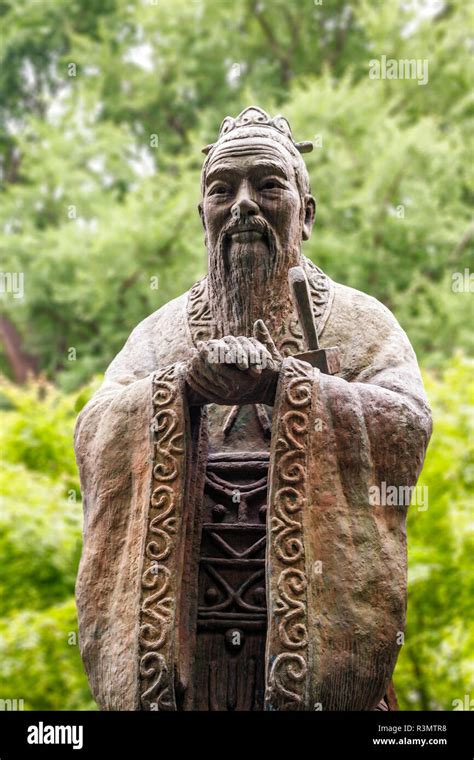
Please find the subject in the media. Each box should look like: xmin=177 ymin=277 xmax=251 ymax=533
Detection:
xmin=202 ymin=106 xmax=313 ymax=155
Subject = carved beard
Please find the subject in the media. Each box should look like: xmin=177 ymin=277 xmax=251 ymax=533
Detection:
xmin=208 ymin=217 xmax=300 ymax=337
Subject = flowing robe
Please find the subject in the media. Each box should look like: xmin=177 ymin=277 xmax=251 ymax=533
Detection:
xmin=74 ymin=258 xmax=432 ymax=711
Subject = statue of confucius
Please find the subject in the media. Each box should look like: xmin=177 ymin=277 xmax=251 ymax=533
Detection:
xmin=74 ymin=107 xmax=432 ymax=711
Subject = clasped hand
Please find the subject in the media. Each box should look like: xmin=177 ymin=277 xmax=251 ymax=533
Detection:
xmin=186 ymin=319 xmax=282 ymax=405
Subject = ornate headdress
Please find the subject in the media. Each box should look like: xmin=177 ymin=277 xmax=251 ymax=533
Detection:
xmin=202 ymin=106 xmax=313 ymax=155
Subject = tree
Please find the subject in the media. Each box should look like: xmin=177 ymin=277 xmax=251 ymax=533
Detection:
xmin=0 ymin=0 xmax=472 ymax=384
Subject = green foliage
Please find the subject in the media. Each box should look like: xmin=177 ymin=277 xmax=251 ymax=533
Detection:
xmin=0 ymin=378 xmax=97 ymax=708
xmin=0 ymin=379 xmax=82 ymax=486
xmin=0 ymin=0 xmax=472 ymax=384
xmin=0 ymin=599 xmax=96 ymax=711
xmin=0 ymin=462 xmax=81 ymax=615
xmin=0 ymin=378 xmax=99 ymax=616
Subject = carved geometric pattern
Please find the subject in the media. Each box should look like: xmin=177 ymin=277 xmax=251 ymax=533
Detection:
xmin=193 ymin=452 xmax=269 ymax=710
xmin=198 ymin=453 xmax=269 ymax=630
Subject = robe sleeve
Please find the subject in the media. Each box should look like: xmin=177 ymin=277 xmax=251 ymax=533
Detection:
xmin=265 ymin=302 xmax=432 ymax=711
xmin=74 ymin=308 xmax=207 ymax=711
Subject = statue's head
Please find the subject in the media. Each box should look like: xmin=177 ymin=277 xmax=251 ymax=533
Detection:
xmin=199 ymin=107 xmax=316 ymax=337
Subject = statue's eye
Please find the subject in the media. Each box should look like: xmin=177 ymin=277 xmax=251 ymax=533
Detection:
xmin=260 ymin=180 xmax=281 ymax=191
xmin=210 ymin=185 xmax=228 ymax=196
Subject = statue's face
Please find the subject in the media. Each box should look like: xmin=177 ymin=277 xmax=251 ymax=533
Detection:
xmin=200 ymin=140 xmax=314 ymax=260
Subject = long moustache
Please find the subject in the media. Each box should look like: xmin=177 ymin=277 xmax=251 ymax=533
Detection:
xmin=221 ymin=215 xmax=270 ymax=237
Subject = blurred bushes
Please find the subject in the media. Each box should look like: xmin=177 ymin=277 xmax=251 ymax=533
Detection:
xmin=0 ymin=378 xmax=98 ymax=709
xmin=0 ymin=600 xmax=96 ymax=711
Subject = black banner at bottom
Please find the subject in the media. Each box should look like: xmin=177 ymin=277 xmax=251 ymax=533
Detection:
xmin=0 ymin=709 xmax=472 ymax=758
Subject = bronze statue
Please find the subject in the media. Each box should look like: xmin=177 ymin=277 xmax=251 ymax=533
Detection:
xmin=74 ymin=107 xmax=432 ymax=711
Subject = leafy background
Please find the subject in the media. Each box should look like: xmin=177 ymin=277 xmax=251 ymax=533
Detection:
xmin=0 ymin=0 xmax=472 ymax=710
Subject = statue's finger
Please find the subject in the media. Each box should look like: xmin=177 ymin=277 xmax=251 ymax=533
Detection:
xmin=235 ymin=337 xmax=261 ymax=376
xmin=253 ymin=319 xmax=282 ymax=362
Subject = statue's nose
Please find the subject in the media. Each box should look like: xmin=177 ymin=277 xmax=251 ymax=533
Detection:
xmin=231 ymin=185 xmax=259 ymax=219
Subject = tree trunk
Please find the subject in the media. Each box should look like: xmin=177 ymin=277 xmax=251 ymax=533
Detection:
xmin=0 ymin=316 xmax=37 ymax=383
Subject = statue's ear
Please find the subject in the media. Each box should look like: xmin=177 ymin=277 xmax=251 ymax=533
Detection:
xmin=302 ymin=194 xmax=316 ymax=241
